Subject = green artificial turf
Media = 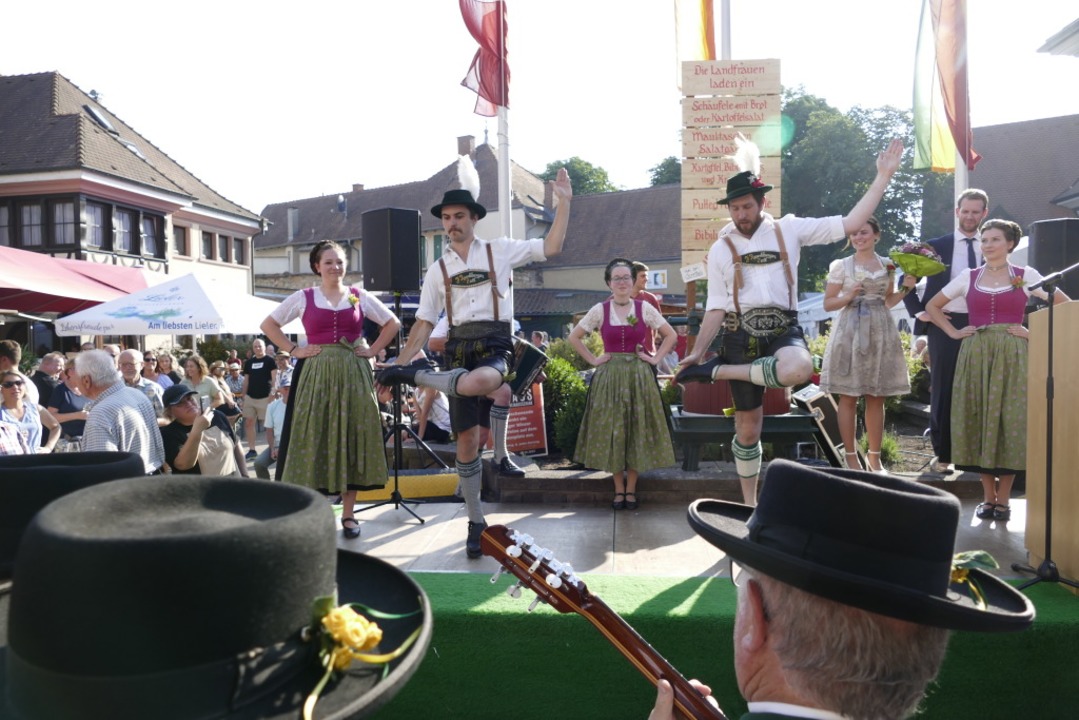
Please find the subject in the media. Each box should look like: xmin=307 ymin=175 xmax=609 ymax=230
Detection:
xmin=372 ymin=573 xmax=1079 ymax=719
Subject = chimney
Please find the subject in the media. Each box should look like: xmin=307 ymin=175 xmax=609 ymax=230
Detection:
xmin=287 ymin=208 xmax=299 ymax=242
xmin=352 ymin=184 xmax=364 ymax=192
xmin=457 ymin=135 xmax=475 ymax=157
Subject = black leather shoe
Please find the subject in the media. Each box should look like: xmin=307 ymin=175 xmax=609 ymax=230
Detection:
xmin=675 ymin=356 xmax=722 ymax=384
xmin=341 ymin=517 xmax=361 ymax=539
xmin=376 ymin=358 xmax=435 ymax=386
xmin=466 ymin=520 xmax=487 ymax=559
xmin=497 ymin=457 xmax=525 ymax=477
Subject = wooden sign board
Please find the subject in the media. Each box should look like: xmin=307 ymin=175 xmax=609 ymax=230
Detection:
xmin=681 ymin=125 xmax=781 ymax=158
xmin=681 ymin=156 xmax=782 ymax=190
xmin=681 ymin=95 xmax=781 ymax=130
xmin=681 ymin=59 xmax=781 ymax=97
xmin=682 ymin=188 xmax=782 ymax=220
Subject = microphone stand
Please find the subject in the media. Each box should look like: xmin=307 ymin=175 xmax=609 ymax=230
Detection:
xmin=356 ymin=291 xmax=448 ymax=524
xmin=1012 ymin=261 xmax=1079 ymax=590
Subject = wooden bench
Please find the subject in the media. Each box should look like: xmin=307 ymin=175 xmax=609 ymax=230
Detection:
xmin=670 ymin=408 xmax=823 ymax=471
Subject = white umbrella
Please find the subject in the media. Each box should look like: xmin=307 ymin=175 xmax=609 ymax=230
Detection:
xmin=54 ymin=273 xmax=302 ymax=336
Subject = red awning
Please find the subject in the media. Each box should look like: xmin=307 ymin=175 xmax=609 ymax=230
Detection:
xmin=0 ymin=246 xmax=150 ymax=314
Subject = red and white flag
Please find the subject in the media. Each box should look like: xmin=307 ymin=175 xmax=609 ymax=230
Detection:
xmin=460 ymin=0 xmax=509 ymax=117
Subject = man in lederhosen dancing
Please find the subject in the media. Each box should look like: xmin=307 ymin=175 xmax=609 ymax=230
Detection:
xmin=378 ymin=162 xmax=572 ymax=558
xmin=676 ymin=136 xmax=903 ymax=506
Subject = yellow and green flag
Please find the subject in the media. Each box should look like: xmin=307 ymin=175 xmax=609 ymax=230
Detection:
xmin=913 ymin=0 xmax=980 ymax=172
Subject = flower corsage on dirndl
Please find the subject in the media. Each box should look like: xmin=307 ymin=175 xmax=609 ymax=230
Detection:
xmin=889 ymin=241 xmax=946 ymax=278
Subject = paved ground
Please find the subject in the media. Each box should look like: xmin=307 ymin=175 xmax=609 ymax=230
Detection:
xmin=330 ymin=491 xmax=1033 ymax=581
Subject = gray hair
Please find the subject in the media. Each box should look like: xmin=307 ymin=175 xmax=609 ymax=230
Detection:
xmin=743 ymin=569 xmax=950 ymax=720
xmin=74 ymin=350 xmax=122 ymax=388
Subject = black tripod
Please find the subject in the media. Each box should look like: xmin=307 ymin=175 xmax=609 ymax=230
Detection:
xmin=356 ymin=292 xmax=448 ymax=524
xmin=1012 ymin=262 xmax=1079 ymax=591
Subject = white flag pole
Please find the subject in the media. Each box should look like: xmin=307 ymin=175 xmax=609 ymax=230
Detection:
xmin=498 ymin=106 xmax=511 ymax=239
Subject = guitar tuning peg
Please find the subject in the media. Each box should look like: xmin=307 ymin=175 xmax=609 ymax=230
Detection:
xmin=548 ymin=559 xmax=564 ymax=574
xmin=528 ymin=551 xmax=546 ymax=574
xmin=506 ymin=581 xmax=523 ymax=599
xmin=506 ymin=544 xmax=522 ymax=558
xmin=520 ymin=533 xmax=534 ymax=547
xmin=545 ymin=573 xmax=563 ymax=589
xmin=489 ymin=566 xmax=505 ymax=584
xmin=527 ymin=595 xmax=543 ymax=613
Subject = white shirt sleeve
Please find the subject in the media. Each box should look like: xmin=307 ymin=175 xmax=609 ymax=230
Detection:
xmin=575 ymin=304 xmax=604 ymax=334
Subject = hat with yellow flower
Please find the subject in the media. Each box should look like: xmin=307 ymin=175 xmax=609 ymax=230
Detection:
xmin=0 ymin=476 xmax=431 ymax=719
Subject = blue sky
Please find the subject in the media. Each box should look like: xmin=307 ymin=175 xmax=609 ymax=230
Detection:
xmin=3 ymin=1 xmax=1076 ymax=213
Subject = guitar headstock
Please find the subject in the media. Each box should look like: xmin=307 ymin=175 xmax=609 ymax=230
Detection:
xmin=480 ymin=524 xmax=589 ymax=613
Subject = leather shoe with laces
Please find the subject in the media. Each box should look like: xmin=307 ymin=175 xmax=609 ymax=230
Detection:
xmin=675 ymin=356 xmax=723 ymax=384
xmin=497 ymin=456 xmax=525 ymax=477
xmin=466 ymin=520 xmax=487 ymax=559
xmin=376 ymin=358 xmax=435 ymax=387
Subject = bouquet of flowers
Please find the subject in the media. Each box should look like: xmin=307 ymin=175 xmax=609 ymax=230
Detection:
xmin=889 ymin=241 xmax=946 ymax=278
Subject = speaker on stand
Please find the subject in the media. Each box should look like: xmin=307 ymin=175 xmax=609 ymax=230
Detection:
xmin=357 ymin=208 xmax=448 ymax=525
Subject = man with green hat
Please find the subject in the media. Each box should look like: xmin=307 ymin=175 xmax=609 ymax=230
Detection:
xmin=676 ymin=137 xmax=904 ymax=506
xmin=378 ymin=157 xmax=573 ymax=559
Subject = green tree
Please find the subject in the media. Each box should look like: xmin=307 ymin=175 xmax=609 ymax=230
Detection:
xmin=649 ymin=156 xmax=681 ymax=186
xmin=539 ymin=157 xmax=618 ymax=196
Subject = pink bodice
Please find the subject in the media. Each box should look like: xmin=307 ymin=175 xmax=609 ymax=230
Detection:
xmin=301 ymin=287 xmax=365 ymax=344
xmin=600 ymin=299 xmax=648 ymax=353
xmin=966 ymin=267 xmax=1028 ymax=326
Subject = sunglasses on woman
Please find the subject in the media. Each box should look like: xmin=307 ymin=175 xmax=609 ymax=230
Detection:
xmin=2 ymin=380 xmax=25 ymax=389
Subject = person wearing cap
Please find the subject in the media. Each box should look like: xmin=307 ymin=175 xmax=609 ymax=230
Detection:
xmin=253 ymin=375 xmax=291 ymax=480
xmin=376 ymin=159 xmax=572 ymax=558
xmin=73 ymin=349 xmax=165 ymax=475
xmin=160 ymin=384 xmax=248 ymax=477
xmin=273 ymin=349 xmax=294 ymax=390
xmin=676 ymin=137 xmax=904 ymax=506
xmin=647 ymin=460 xmax=1034 ymax=720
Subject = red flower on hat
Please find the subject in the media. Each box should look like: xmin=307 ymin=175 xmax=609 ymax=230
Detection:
xmin=750 ymin=178 xmax=766 ymax=189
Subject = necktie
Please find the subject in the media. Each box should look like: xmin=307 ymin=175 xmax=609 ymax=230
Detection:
xmin=963 ymin=237 xmax=977 ymax=269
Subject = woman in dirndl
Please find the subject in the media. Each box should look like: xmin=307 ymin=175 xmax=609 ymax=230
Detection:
xmin=260 ymin=240 xmax=400 ymax=539
xmin=569 ymin=258 xmax=676 ymax=510
xmin=927 ymin=219 xmax=1071 ymax=523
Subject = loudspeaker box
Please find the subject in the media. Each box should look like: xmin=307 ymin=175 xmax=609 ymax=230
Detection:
xmin=1028 ymin=218 xmax=1079 ymax=299
xmin=362 ymin=208 xmax=421 ymax=292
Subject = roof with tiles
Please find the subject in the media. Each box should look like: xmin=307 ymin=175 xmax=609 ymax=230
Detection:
xmin=542 ymin=184 xmax=682 ymax=269
xmin=0 ymin=71 xmax=258 ymax=221
xmin=255 ymin=143 xmax=549 ymax=249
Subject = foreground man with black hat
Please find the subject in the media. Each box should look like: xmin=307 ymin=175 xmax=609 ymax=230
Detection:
xmin=378 ymin=157 xmax=572 ymax=559
xmin=676 ymin=136 xmax=904 ymax=506
xmin=647 ymin=460 xmax=1034 ymax=720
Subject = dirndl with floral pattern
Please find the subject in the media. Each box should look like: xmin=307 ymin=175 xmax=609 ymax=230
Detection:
xmin=279 ymin=342 xmax=387 ymax=492
xmin=574 ymin=353 xmax=675 ymax=474
xmin=951 ymin=325 xmax=1028 ymax=475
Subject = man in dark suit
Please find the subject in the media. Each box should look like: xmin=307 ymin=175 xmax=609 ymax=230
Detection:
xmin=902 ymin=189 xmax=989 ymax=473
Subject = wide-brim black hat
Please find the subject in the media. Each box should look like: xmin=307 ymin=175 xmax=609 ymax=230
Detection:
xmin=0 ymin=451 xmax=146 ymax=581
xmin=688 ymin=460 xmax=1034 ymax=633
xmin=430 ymin=189 xmax=486 ymax=219
xmin=718 ymin=170 xmax=773 ymax=205
xmin=1 ymin=476 xmax=432 ymax=719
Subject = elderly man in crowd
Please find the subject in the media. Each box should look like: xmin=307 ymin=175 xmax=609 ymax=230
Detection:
xmin=647 ymin=461 xmax=1034 ymax=720
xmin=117 ymin=348 xmax=165 ymax=423
xmin=31 ymin=352 xmax=64 ymax=408
xmin=74 ymin=349 xmax=165 ymax=474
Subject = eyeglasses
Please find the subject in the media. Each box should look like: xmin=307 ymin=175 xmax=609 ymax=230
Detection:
xmin=610 ymin=275 xmax=633 ymax=283
xmin=143 ymin=357 xmax=156 ymax=363
xmin=1 ymin=380 xmax=25 ymax=389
